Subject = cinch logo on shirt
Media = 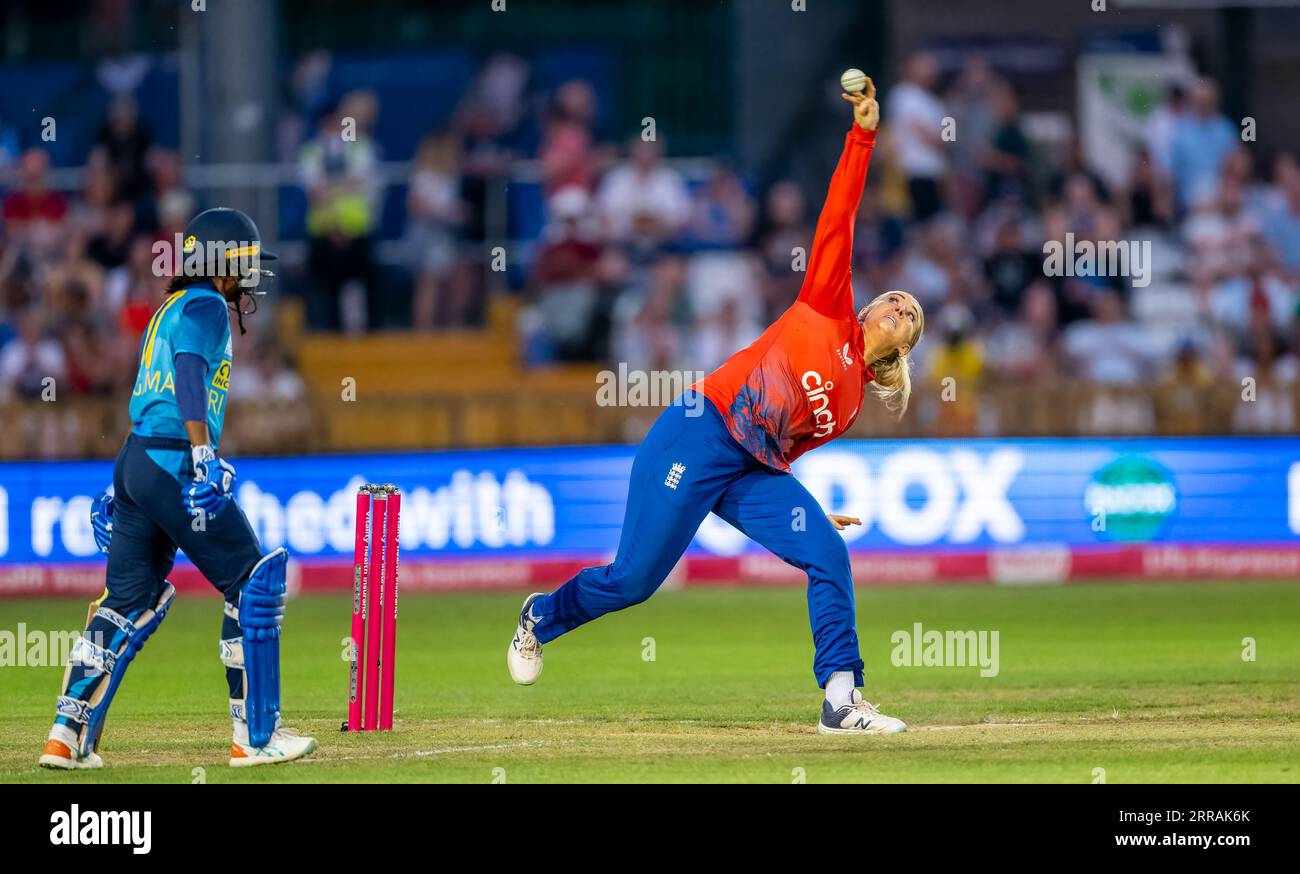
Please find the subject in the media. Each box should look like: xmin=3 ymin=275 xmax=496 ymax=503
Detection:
xmin=212 ymin=360 xmax=231 ymax=392
xmin=802 ymin=371 xmax=836 ymax=438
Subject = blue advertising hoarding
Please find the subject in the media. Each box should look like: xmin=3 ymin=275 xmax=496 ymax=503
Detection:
xmin=0 ymin=437 xmax=1296 ymax=567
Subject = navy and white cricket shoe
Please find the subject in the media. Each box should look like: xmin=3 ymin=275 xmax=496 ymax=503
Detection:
xmin=817 ymin=689 xmax=907 ymax=734
xmin=507 ymin=593 xmax=544 ymax=685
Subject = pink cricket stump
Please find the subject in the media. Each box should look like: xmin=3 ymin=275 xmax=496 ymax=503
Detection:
xmin=347 ymin=487 xmax=372 ymax=732
xmin=378 ymin=487 xmax=401 ymax=729
xmin=363 ymin=491 xmax=388 ymax=731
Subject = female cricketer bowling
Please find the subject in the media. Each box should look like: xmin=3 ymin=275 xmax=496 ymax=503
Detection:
xmin=508 ymin=79 xmax=925 ymax=733
xmin=39 ymin=208 xmax=317 ymax=769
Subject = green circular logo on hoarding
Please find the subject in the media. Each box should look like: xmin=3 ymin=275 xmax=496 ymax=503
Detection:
xmin=1084 ymin=455 xmax=1178 ymax=543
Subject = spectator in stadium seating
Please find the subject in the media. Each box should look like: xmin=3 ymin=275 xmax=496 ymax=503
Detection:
xmin=110 ymin=237 xmax=170 ymax=364
xmin=523 ymin=187 xmax=604 ymax=362
xmin=694 ymin=291 xmax=762 ymax=373
xmin=1061 ymin=171 xmax=1107 ymax=238
xmin=1260 ymin=153 xmax=1300 ymax=279
xmin=407 ymin=133 xmax=468 ymax=328
xmin=888 ymin=52 xmax=948 ymax=222
xmin=2 ymin=149 xmax=69 ymax=265
xmin=61 ymin=317 xmax=117 ymax=397
xmin=1144 ymin=82 xmax=1188 ymax=180
xmin=945 ymin=56 xmax=999 ymax=218
xmin=595 ymin=136 xmax=690 ymax=247
xmin=1168 ymin=78 xmax=1237 ymax=211
xmin=92 ymin=95 xmax=153 ymax=202
xmin=68 ymin=161 xmax=119 ymax=242
xmin=0 ymin=311 xmax=67 ymax=401
xmin=229 ymin=343 xmax=308 ymax=404
xmin=1209 ymin=233 xmax=1297 ymax=340
xmin=1156 ymin=338 xmax=1215 ymax=434
xmin=103 ymin=234 xmax=157 ymax=321
xmin=1232 ymin=312 xmax=1297 ymax=432
xmin=456 ymin=56 xmax=529 ymax=254
xmin=45 ymin=233 xmax=109 ymax=323
xmin=685 ymin=163 xmax=755 ymax=250
xmin=538 ymin=80 xmax=599 ymax=198
xmin=1120 ymin=146 xmax=1173 ymax=230
xmin=1221 ymin=146 xmax=1271 ymax=218
xmin=143 ymin=149 xmax=195 ymax=239
xmin=981 ymin=82 xmax=1031 ymax=205
xmin=850 ymin=186 xmax=906 ymax=298
xmin=1184 ymin=178 xmax=1258 ymax=287
xmin=887 ymin=216 xmax=972 ymax=311
xmin=925 ymin=303 xmax=984 ymax=435
xmin=982 ymin=217 xmax=1039 ymax=316
xmin=1039 ymin=202 xmax=1113 ymax=327
xmin=982 ymin=280 xmax=1061 ymax=383
xmin=86 ymin=199 xmax=136 ymax=271
xmin=1063 ymin=288 xmax=1155 ymax=384
xmin=611 ymin=254 xmax=693 ymax=372
xmin=281 ymin=50 xmax=334 ymax=161
xmin=299 ymin=94 xmax=382 ymax=330
xmin=465 ymin=53 xmax=531 ymax=145
xmin=755 ymin=180 xmax=811 ymax=319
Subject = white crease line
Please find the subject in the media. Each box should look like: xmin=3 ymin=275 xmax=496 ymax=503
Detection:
xmin=294 ymin=740 xmax=545 ymax=764
xmin=911 ymin=723 xmax=1042 ymax=731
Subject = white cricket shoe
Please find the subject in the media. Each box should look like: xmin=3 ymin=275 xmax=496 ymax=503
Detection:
xmin=38 ymin=737 xmax=104 ymax=770
xmin=817 ymin=689 xmax=908 ymax=734
xmin=507 ymin=593 xmax=544 ymax=685
xmin=229 ymin=725 xmax=318 ymax=767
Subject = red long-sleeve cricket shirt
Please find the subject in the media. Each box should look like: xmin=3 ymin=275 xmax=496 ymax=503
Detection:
xmin=693 ymin=125 xmax=877 ymax=472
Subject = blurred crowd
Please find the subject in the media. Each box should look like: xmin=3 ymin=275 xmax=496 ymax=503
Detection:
xmin=3 ymin=49 xmax=1298 ymax=439
xmin=0 ymin=96 xmax=304 ymax=418
xmin=471 ymin=52 xmax=1299 ymax=434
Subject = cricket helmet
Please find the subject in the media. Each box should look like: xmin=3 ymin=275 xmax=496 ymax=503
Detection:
xmin=181 ymin=207 xmax=277 ymax=291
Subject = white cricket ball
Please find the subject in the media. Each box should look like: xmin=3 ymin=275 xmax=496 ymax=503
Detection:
xmin=840 ymin=68 xmax=868 ymax=94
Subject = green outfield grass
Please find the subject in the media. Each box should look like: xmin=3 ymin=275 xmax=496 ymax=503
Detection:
xmin=2 ymin=581 xmax=1298 ymax=783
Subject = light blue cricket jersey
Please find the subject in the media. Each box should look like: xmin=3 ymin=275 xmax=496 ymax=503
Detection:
xmin=129 ymin=281 xmax=233 ymax=454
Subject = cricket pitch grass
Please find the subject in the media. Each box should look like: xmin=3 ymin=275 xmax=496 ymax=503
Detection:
xmin=2 ymin=581 xmax=1297 ymax=783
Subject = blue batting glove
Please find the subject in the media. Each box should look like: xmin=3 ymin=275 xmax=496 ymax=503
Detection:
xmin=90 ymin=488 xmax=114 ymax=554
xmin=184 ymin=445 xmax=237 ymax=518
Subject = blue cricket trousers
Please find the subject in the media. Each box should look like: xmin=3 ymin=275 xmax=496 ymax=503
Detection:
xmin=531 ymin=391 xmax=865 ymax=687
xmin=56 ymin=434 xmax=265 ymax=734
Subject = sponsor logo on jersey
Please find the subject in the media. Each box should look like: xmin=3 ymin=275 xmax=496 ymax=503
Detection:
xmin=837 ymin=342 xmax=853 ymax=369
xmin=212 ymin=359 xmax=231 ymax=392
xmin=802 ymin=371 xmax=836 ymax=438
xmin=664 ymin=462 xmax=686 ymax=490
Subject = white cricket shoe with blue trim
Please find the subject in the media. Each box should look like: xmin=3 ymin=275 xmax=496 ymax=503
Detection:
xmin=817 ymin=690 xmax=907 ymax=734
xmin=507 ymin=593 xmax=544 ymax=685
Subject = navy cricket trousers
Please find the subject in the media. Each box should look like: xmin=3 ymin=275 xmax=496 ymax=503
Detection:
xmin=57 ymin=435 xmax=266 ymax=732
xmin=104 ymin=434 xmax=264 ymax=613
xmin=531 ymin=391 xmax=865 ymax=687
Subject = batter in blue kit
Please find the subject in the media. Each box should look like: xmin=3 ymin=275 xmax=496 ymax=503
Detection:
xmin=39 ymin=208 xmax=317 ymax=771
